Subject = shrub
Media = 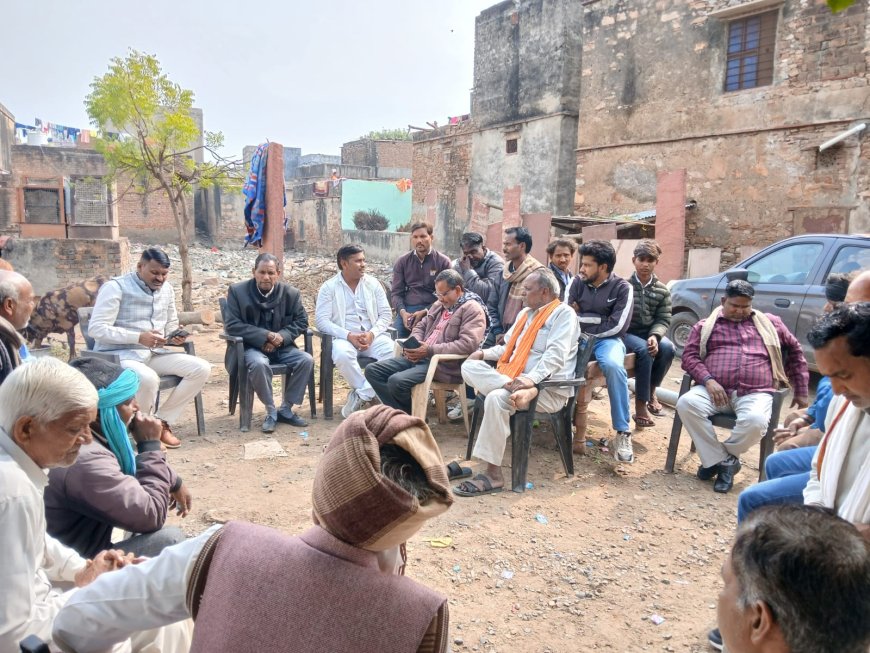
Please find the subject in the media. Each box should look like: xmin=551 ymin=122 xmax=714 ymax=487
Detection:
xmin=353 ymin=209 xmax=389 ymax=231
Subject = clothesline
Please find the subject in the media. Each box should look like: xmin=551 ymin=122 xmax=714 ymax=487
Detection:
xmin=13 ymin=117 xmax=122 ymax=147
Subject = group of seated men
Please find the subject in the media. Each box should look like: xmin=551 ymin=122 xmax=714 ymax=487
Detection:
xmin=1 ymin=354 xmax=867 ymax=652
xmin=0 ymin=232 xmax=868 ymax=652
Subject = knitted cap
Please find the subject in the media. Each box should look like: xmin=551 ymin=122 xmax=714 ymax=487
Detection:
xmin=311 ymin=405 xmax=452 ymax=552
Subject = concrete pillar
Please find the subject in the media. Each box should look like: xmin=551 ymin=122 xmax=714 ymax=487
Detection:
xmin=655 ymin=170 xmax=687 ymax=282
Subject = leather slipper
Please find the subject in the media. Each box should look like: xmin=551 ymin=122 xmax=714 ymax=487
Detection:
xmin=647 ymin=401 xmax=665 ymax=417
xmin=446 ymin=461 xmax=472 ymax=481
xmin=453 ymin=474 xmax=503 ymax=497
xmin=632 ymin=414 xmax=655 ymax=428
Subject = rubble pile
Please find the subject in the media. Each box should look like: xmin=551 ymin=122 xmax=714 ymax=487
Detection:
xmin=139 ymin=242 xmax=394 ymax=315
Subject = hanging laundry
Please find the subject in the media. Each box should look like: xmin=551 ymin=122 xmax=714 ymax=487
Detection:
xmin=243 ymin=143 xmax=269 ymax=248
xmin=395 ymin=178 xmax=413 ymax=193
xmin=313 ymin=181 xmax=329 ymax=197
xmin=80 ymin=130 xmax=91 ymax=144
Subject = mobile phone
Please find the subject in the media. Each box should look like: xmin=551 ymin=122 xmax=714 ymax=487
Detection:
xmin=400 ymin=336 xmax=422 ymax=349
xmin=166 ymin=328 xmax=189 ymax=341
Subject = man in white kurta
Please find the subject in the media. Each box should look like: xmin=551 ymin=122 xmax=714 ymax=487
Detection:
xmin=455 ymin=270 xmax=579 ymax=496
xmin=315 ymin=245 xmax=394 ymax=418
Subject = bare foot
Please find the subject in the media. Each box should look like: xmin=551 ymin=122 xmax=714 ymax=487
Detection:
xmin=510 ymin=387 xmax=539 ymax=410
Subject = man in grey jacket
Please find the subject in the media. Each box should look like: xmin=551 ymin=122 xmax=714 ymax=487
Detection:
xmin=452 ymin=232 xmax=504 ymax=341
xmin=45 ymin=357 xmax=189 ymax=559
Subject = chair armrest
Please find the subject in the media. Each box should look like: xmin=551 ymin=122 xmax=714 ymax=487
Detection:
xmin=219 ymin=333 xmax=244 ymax=343
xmin=429 ymin=354 xmax=467 ymax=362
xmin=420 ymin=354 xmax=469 ymax=387
xmin=539 ymin=377 xmax=587 ymax=389
xmin=182 ymin=340 xmax=197 ymax=356
xmin=386 ymin=327 xmax=398 ymax=340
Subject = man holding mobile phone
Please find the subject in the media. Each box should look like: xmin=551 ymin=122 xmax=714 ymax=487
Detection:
xmin=88 ymin=247 xmax=211 ymax=448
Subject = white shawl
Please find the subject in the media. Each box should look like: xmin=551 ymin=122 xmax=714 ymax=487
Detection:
xmin=809 ymin=395 xmax=870 ymax=523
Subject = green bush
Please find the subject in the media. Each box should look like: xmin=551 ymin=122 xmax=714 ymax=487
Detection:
xmin=353 ymin=209 xmax=389 ymax=231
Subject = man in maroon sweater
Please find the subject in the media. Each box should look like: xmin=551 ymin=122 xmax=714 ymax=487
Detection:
xmin=45 ymin=357 xmax=191 ymax=558
xmin=677 ymin=280 xmax=809 ymax=493
xmin=391 ymin=222 xmax=451 ymax=338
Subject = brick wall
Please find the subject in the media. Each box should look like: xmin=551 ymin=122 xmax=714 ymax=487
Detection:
xmin=116 ymin=174 xmax=193 ymax=243
xmin=576 ymin=0 xmax=870 ymax=269
xmin=2 ymin=236 xmax=131 ymax=295
xmin=411 ymin=122 xmax=474 ymax=244
xmin=341 ymin=139 xmax=412 ymax=170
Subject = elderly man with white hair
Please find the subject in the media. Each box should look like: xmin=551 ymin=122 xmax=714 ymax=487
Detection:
xmin=0 ymin=357 xmax=190 ymax=652
xmin=0 ymin=269 xmax=36 ymax=385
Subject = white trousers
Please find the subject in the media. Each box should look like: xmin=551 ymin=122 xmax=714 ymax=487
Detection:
xmin=331 ymin=334 xmax=395 ymax=401
xmin=123 ymin=619 xmax=192 ymax=652
xmin=461 ymin=360 xmax=568 ymax=467
xmin=676 ymin=385 xmax=773 ymax=468
xmin=121 ymin=354 xmax=211 ymax=425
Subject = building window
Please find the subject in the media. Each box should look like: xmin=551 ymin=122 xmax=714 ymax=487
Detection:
xmin=506 ymin=138 xmax=518 ymax=154
xmin=71 ymin=177 xmax=110 ymax=226
xmin=23 ymin=188 xmax=61 ymax=224
xmin=724 ymin=10 xmax=777 ymax=92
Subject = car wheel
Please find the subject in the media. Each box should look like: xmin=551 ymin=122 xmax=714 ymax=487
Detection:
xmin=669 ymin=312 xmax=699 ymax=358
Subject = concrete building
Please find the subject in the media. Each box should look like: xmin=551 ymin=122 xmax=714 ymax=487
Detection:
xmin=576 ymin=0 xmax=869 ymax=269
xmin=412 ymin=0 xmax=583 ymax=252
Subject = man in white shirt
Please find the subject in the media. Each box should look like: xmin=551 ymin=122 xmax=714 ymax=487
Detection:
xmin=0 ymin=357 xmax=190 ymax=652
xmin=89 ymin=247 xmax=211 ymax=448
xmin=315 ymin=244 xmax=394 ymax=418
xmin=454 ymin=269 xmax=579 ymax=496
xmin=803 ymin=302 xmax=870 ymax=535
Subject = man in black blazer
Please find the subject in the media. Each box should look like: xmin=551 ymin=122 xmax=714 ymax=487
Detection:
xmin=224 ymin=253 xmax=314 ymax=432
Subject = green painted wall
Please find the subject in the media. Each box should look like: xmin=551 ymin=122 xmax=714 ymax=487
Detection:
xmin=340 ymin=179 xmax=412 ymax=230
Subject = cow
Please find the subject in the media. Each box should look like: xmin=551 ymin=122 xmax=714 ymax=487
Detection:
xmin=24 ymin=276 xmax=108 ymax=358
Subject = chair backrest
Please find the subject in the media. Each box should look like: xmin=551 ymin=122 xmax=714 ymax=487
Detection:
xmin=574 ymin=333 xmax=598 ymax=378
xmin=218 ymin=297 xmax=228 ymax=324
xmin=77 ymin=307 xmax=95 ymax=350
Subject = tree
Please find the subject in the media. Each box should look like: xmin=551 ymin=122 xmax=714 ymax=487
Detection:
xmin=85 ymin=50 xmax=240 ymax=310
xmin=359 ymin=128 xmax=411 ymax=141
xmin=827 ymin=0 xmax=855 ymax=10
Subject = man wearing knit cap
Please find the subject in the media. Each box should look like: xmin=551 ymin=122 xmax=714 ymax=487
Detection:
xmin=45 ymin=357 xmax=190 ymax=559
xmin=53 ymin=405 xmax=455 ymax=653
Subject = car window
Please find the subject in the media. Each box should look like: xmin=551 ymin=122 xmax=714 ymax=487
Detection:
xmin=827 ymin=245 xmax=870 ymax=277
xmin=745 ymin=242 xmax=823 ymax=285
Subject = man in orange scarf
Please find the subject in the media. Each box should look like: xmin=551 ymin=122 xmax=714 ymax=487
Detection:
xmin=453 ymin=269 xmax=579 ymax=496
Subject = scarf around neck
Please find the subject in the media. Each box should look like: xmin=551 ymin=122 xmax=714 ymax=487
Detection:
xmin=497 ymin=299 xmax=561 ymax=379
xmin=699 ymin=306 xmax=789 ymax=389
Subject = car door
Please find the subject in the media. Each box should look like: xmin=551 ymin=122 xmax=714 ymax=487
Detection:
xmin=711 ymin=239 xmax=828 ymax=336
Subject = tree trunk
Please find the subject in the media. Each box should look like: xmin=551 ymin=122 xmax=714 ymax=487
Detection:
xmin=177 ymin=195 xmax=194 ymax=312
xmin=165 ymin=185 xmax=194 ymax=312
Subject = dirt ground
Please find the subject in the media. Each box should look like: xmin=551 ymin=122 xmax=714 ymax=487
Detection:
xmin=91 ymin=324 xmax=779 ymax=653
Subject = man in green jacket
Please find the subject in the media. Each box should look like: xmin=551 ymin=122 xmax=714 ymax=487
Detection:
xmin=623 ymin=240 xmax=674 ymax=426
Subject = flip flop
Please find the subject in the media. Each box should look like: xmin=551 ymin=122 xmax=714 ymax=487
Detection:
xmin=446 ymin=461 xmax=472 ymax=481
xmin=453 ymin=474 xmax=503 ymax=497
xmin=647 ymin=401 xmax=664 ymax=417
xmin=632 ymin=414 xmax=655 ymax=428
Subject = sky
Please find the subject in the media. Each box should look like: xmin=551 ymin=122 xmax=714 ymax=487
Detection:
xmin=1 ymin=0 xmax=497 ymax=158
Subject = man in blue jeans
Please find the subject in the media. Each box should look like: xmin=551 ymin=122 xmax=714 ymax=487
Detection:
xmin=623 ymin=240 xmax=674 ymax=427
xmin=567 ymin=240 xmax=635 ymax=463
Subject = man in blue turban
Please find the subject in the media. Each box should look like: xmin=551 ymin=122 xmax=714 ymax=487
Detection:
xmin=44 ymin=357 xmax=192 ymax=558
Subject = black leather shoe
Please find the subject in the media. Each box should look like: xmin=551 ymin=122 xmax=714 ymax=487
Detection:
xmin=277 ymin=410 xmax=308 ymax=427
xmin=714 ymin=459 xmax=741 ymax=493
xmin=697 ymin=463 xmax=720 ymax=481
xmin=261 ymin=415 xmax=277 ymax=433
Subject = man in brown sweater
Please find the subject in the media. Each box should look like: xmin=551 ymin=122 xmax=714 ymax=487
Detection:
xmin=366 ymin=269 xmax=487 ymax=414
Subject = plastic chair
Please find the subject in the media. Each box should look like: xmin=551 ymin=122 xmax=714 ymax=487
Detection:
xmin=218 ymin=298 xmax=317 ymax=432
xmin=465 ymin=333 xmax=598 ymax=492
xmin=664 ymin=373 xmax=789 ymax=481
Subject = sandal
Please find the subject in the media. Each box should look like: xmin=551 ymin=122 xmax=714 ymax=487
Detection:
xmin=446 ymin=461 xmax=472 ymax=481
xmin=453 ymin=474 xmax=503 ymax=497
xmin=647 ymin=401 xmax=664 ymax=417
xmin=632 ymin=414 xmax=655 ymax=428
